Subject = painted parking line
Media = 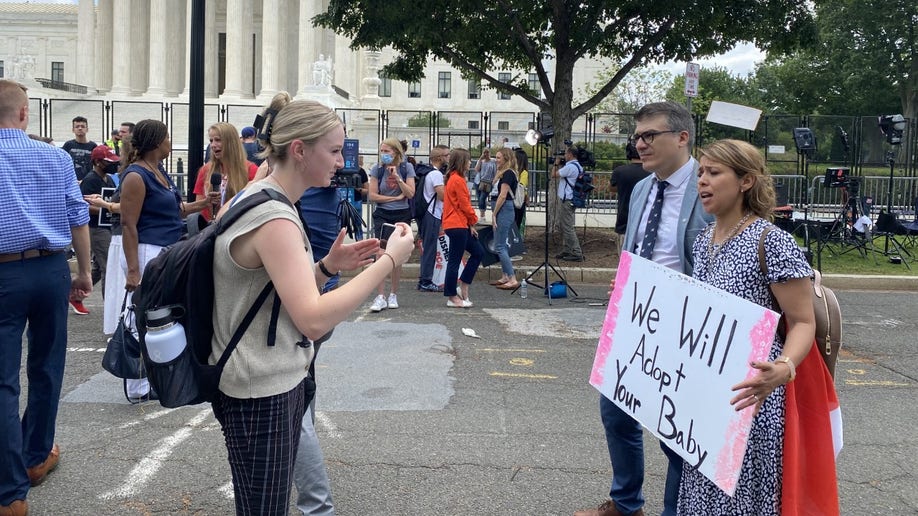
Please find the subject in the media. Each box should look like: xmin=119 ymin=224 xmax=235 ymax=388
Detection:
xmin=478 ymin=348 xmax=546 ymax=353
xmin=489 ymin=372 xmax=558 ymax=380
xmin=100 ymin=408 xmax=212 ymax=500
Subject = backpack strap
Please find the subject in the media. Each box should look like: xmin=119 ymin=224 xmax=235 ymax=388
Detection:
xmin=563 ymin=162 xmax=583 ymax=199
xmin=216 ymin=281 xmax=276 ymax=369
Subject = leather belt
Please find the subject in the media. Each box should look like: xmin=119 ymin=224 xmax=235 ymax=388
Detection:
xmin=0 ymin=249 xmax=65 ymax=264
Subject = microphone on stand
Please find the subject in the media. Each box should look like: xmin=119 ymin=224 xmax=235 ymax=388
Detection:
xmin=210 ymin=172 xmax=222 ymax=220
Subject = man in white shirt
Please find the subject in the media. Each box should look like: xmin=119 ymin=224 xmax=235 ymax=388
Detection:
xmin=551 ymin=146 xmax=584 ymax=261
xmin=416 ymin=145 xmax=448 ymax=292
xmin=576 ymin=101 xmax=711 ymax=516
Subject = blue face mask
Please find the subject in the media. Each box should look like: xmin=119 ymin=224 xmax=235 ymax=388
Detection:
xmin=380 ymin=153 xmax=394 ymax=165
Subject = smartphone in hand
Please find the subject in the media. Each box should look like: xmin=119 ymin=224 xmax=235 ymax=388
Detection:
xmin=379 ymin=223 xmax=397 ymax=249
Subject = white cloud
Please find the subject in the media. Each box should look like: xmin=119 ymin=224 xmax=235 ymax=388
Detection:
xmin=657 ymin=43 xmax=766 ymax=78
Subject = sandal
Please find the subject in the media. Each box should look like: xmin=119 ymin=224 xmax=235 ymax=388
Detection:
xmin=488 ymin=278 xmax=509 ymax=286
xmin=496 ymin=281 xmax=520 ymax=290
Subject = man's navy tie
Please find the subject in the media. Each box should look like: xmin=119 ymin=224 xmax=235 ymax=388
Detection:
xmin=638 ymin=180 xmax=668 ymax=259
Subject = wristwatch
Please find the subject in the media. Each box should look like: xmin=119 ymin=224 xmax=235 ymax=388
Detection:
xmin=776 ymin=355 xmax=796 ymax=382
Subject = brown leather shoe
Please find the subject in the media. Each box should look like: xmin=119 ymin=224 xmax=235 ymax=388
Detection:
xmin=0 ymin=499 xmax=29 ymax=516
xmin=573 ymin=500 xmax=644 ymax=516
xmin=26 ymin=443 xmax=60 ymax=487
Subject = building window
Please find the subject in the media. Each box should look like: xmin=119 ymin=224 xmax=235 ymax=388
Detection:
xmin=438 ymin=71 xmax=451 ymax=99
xmin=498 ymin=121 xmax=509 ymax=131
xmin=528 ymin=73 xmax=540 ymax=97
xmin=408 ymin=81 xmax=421 ymax=98
xmin=379 ymin=71 xmax=391 ymax=97
xmin=51 ymin=61 xmax=64 ymax=83
xmin=0 ymin=60 xmax=4 ymax=78
xmin=468 ymin=79 xmax=480 ymax=99
xmin=468 ymin=120 xmax=479 ymax=130
xmin=498 ymin=72 xmax=511 ymax=100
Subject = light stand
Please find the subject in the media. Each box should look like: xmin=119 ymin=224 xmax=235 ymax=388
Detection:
xmin=516 ymin=131 xmax=577 ymax=305
xmin=878 ymin=115 xmax=907 ymax=257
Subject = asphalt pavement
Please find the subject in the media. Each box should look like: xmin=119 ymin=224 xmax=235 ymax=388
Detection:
xmin=18 ymin=273 xmax=918 ymax=515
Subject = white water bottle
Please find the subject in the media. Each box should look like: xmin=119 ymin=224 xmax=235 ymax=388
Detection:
xmin=520 ymin=280 xmax=528 ymax=299
xmin=144 ymin=307 xmax=186 ymax=363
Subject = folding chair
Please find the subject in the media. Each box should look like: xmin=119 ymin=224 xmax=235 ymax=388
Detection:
xmin=903 ymin=197 xmax=918 ymax=247
xmin=874 ymin=210 xmax=913 ymax=269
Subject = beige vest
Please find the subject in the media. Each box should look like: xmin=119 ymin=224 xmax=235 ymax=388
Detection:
xmin=210 ymin=181 xmax=314 ymax=399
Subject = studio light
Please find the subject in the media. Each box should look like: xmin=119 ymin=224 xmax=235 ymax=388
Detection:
xmin=523 ymin=128 xmax=553 ymax=146
xmin=878 ymin=114 xmax=906 ymax=145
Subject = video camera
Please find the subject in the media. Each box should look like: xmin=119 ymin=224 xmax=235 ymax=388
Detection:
xmin=824 ymin=167 xmax=860 ymax=193
xmin=549 ymin=140 xmax=596 ymax=169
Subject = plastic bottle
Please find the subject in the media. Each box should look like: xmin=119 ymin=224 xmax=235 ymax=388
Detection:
xmin=520 ymin=279 xmax=528 ymax=299
xmin=144 ymin=307 xmax=187 ymax=363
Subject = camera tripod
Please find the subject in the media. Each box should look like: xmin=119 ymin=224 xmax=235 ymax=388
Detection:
xmin=815 ymin=179 xmax=878 ymax=263
xmin=513 ymin=148 xmax=578 ymax=305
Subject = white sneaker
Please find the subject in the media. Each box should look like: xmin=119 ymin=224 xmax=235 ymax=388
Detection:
xmin=387 ymin=293 xmax=399 ymax=309
xmin=370 ymin=294 xmax=388 ymax=312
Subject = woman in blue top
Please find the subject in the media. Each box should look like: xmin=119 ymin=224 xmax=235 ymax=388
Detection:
xmin=118 ymin=119 xmax=216 ymax=401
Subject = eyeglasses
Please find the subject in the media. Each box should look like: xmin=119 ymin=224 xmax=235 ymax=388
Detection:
xmin=629 ymin=130 xmax=679 ymax=145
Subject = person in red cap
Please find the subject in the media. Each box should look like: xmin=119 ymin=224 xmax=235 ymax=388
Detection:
xmin=76 ymin=145 xmax=120 ymax=312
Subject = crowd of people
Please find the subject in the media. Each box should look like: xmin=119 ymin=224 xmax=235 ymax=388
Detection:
xmin=1 ymin=78 xmax=841 ymax=516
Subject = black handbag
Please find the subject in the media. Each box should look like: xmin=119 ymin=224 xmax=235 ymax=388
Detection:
xmin=102 ymin=292 xmax=145 ymax=379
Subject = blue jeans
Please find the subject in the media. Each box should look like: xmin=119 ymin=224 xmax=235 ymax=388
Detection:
xmin=418 ymin=215 xmax=441 ymax=285
xmin=442 ymin=228 xmax=483 ymax=297
xmin=476 ymin=188 xmax=489 ymax=212
xmin=0 ymin=253 xmax=70 ymax=505
xmin=599 ymin=394 xmax=682 ymax=516
xmin=492 ymin=201 xmax=516 ymax=277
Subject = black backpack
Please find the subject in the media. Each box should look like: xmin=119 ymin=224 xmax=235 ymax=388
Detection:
xmin=133 ymin=188 xmax=291 ymax=408
xmin=565 ymin=162 xmax=595 ymax=208
xmin=411 ymin=162 xmax=437 ymax=225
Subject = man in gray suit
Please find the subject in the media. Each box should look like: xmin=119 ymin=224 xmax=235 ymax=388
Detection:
xmin=576 ymin=101 xmax=712 ymax=516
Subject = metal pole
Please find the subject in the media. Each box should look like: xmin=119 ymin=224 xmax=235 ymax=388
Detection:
xmin=187 ymin=0 xmax=206 ymax=201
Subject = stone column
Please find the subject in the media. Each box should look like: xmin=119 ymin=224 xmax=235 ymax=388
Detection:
xmin=258 ymin=0 xmax=286 ymax=100
xmin=221 ymin=0 xmax=254 ymax=99
xmin=296 ymin=0 xmax=321 ymax=95
xmin=76 ymin=0 xmax=95 ymax=88
xmin=204 ymin=0 xmax=218 ymax=98
xmin=146 ymin=0 xmax=169 ymax=95
xmin=167 ymin=0 xmax=186 ymax=96
xmin=95 ymin=0 xmax=114 ymax=93
xmin=129 ymin=0 xmax=150 ymax=95
xmin=108 ymin=0 xmax=132 ymax=95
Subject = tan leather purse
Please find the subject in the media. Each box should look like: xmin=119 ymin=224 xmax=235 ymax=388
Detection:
xmin=758 ymin=226 xmax=843 ymax=378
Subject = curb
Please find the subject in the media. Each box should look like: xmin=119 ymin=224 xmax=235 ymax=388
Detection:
xmin=345 ymin=263 xmax=918 ymax=292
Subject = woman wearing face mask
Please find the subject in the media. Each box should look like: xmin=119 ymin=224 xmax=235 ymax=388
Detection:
xmin=367 ymin=137 xmax=416 ymax=312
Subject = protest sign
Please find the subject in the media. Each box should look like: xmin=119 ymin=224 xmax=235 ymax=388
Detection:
xmin=431 ymin=232 xmax=465 ymax=288
xmin=590 ymin=252 xmax=779 ymax=495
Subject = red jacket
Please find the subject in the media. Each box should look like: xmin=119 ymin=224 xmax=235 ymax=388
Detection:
xmin=441 ymin=170 xmax=477 ymax=230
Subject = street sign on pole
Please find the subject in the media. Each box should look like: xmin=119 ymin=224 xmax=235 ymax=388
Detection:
xmin=684 ymin=62 xmax=700 ymax=98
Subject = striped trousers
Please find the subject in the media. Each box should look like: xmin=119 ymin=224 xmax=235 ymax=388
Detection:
xmin=213 ymin=379 xmax=306 ymax=516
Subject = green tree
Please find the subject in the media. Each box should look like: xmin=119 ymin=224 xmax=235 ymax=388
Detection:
xmin=581 ymin=67 xmax=673 ymax=114
xmin=665 ymin=66 xmax=760 ymax=144
xmin=753 ymin=0 xmax=912 ymax=120
xmin=315 ymin=1 xmax=815 ymax=154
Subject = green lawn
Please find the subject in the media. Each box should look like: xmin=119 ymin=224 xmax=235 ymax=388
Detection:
xmin=804 ymin=235 xmax=918 ymax=275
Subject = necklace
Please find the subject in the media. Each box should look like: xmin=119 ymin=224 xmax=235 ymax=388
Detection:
xmin=707 ymin=212 xmax=752 ymax=263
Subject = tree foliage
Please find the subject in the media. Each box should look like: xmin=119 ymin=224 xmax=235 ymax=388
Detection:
xmin=315 ymin=0 xmax=815 ymax=151
xmin=753 ymin=0 xmax=913 ymax=120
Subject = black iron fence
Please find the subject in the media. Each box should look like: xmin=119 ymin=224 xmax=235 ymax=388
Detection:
xmin=27 ymin=97 xmax=918 ymax=216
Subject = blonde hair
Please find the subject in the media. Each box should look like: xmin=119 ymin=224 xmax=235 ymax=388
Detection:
xmin=698 ymin=139 xmax=775 ymax=221
xmin=257 ymin=92 xmax=342 ymax=164
xmin=493 ymin=147 xmax=518 ymax=183
xmin=0 ymin=79 xmax=28 ymax=123
xmin=379 ymin=137 xmax=404 ymax=167
xmin=207 ymin=122 xmax=249 ymax=201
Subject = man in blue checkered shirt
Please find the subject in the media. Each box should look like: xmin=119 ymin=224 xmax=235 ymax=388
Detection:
xmin=0 ymin=79 xmax=93 ymax=516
